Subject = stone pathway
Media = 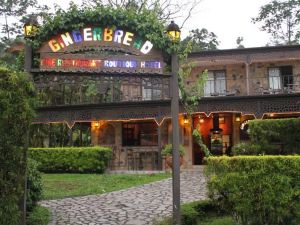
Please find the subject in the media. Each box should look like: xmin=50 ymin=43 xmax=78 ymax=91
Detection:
xmin=40 ymin=171 xmax=207 ymax=225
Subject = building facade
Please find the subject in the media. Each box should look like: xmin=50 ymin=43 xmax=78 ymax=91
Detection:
xmin=31 ymin=31 xmax=300 ymax=170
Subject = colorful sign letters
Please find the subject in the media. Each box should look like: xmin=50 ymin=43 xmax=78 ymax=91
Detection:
xmin=48 ymin=27 xmax=154 ymax=54
xmin=40 ymin=58 xmax=162 ymax=70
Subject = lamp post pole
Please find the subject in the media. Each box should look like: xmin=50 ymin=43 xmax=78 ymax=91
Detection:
xmin=23 ymin=14 xmax=38 ymax=225
xmin=171 ymin=50 xmax=181 ymax=225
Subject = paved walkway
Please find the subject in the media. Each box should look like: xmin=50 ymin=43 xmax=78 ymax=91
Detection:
xmin=40 ymin=171 xmax=207 ymax=225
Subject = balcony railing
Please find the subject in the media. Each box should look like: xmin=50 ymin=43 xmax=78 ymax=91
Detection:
xmin=34 ymin=75 xmax=171 ymax=107
xmin=200 ymin=74 xmax=300 ymax=97
xmin=35 ymin=74 xmax=300 ymax=107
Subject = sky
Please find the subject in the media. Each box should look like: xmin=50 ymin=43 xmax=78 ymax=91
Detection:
xmin=1 ymin=0 xmax=273 ymax=49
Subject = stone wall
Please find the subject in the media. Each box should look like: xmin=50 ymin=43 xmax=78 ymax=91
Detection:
xmin=189 ymin=60 xmax=300 ymax=96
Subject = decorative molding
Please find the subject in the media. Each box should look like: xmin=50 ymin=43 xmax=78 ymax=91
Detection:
xmin=34 ymin=94 xmax=300 ymax=126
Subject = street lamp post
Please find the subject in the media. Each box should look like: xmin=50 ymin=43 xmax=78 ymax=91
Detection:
xmin=22 ymin=14 xmax=38 ymax=225
xmin=167 ymin=21 xmax=181 ymax=225
xmin=24 ymin=14 xmax=38 ymax=72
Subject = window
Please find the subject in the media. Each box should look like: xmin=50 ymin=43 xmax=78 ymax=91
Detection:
xmin=142 ymin=78 xmax=152 ymax=100
xmin=204 ymin=70 xmax=226 ymax=96
xmin=122 ymin=122 xmax=158 ymax=146
xmin=268 ymin=66 xmax=293 ymax=91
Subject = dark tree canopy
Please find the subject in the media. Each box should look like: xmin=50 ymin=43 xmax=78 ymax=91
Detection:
xmin=182 ymin=28 xmax=219 ymax=52
xmin=252 ymin=0 xmax=300 ymax=45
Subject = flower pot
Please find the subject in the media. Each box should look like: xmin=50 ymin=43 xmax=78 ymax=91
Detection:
xmin=165 ymin=156 xmax=184 ymax=169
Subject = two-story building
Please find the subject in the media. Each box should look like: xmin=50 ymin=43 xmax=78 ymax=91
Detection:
xmin=31 ymin=33 xmax=300 ymax=170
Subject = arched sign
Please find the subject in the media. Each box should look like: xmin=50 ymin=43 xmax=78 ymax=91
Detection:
xmin=38 ymin=26 xmax=165 ymax=74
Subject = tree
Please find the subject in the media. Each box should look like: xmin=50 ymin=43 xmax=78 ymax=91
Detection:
xmin=0 ymin=0 xmax=49 ymax=42
xmin=252 ymin=0 xmax=300 ymax=45
xmin=81 ymin=0 xmax=202 ymax=26
xmin=0 ymin=65 xmax=36 ymax=225
xmin=182 ymin=28 xmax=219 ymax=52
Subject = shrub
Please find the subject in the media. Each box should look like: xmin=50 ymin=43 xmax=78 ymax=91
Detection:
xmin=29 ymin=146 xmax=112 ymax=173
xmin=27 ymin=206 xmax=50 ymax=225
xmin=248 ymin=118 xmax=300 ymax=154
xmin=0 ymin=66 xmax=36 ymax=225
xmin=206 ymin=156 xmax=300 ymax=225
xmin=26 ymin=158 xmax=42 ymax=212
xmin=232 ymin=142 xmax=262 ymax=155
xmin=161 ymin=144 xmax=186 ymax=157
xmin=155 ymin=200 xmax=224 ymax=225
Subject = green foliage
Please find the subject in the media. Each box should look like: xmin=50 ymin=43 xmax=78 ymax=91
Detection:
xmin=0 ymin=48 xmax=25 ymax=71
xmin=232 ymin=142 xmax=262 ymax=155
xmin=26 ymin=158 xmax=42 ymax=212
xmin=177 ymin=40 xmax=208 ymax=113
xmin=0 ymin=0 xmax=49 ymax=41
xmin=29 ymin=147 xmax=112 ymax=173
xmin=248 ymin=118 xmax=300 ymax=154
xmin=27 ymin=206 xmax=50 ymax=225
xmin=182 ymin=28 xmax=219 ymax=52
xmin=206 ymin=156 xmax=300 ymax=225
xmin=252 ymin=0 xmax=300 ymax=45
xmin=193 ymin=126 xmax=211 ymax=157
xmin=155 ymin=200 xmax=228 ymax=225
xmin=0 ymin=66 xmax=36 ymax=225
xmin=161 ymin=144 xmax=186 ymax=156
xmin=31 ymin=4 xmax=175 ymax=54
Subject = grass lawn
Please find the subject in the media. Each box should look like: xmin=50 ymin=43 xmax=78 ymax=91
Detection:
xmin=198 ymin=216 xmax=234 ymax=225
xmin=42 ymin=172 xmax=171 ymax=200
xmin=27 ymin=206 xmax=51 ymax=225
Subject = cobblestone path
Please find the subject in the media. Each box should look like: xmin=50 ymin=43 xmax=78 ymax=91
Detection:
xmin=40 ymin=171 xmax=207 ymax=225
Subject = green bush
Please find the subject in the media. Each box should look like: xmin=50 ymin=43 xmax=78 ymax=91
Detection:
xmin=248 ymin=118 xmax=300 ymax=154
xmin=161 ymin=144 xmax=186 ymax=156
xmin=232 ymin=142 xmax=262 ymax=155
xmin=155 ymin=200 xmax=225 ymax=225
xmin=27 ymin=206 xmax=50 ymax=225
xmin=29 ymin=147 xmax=112 ymax=173
xmin=206 ymin=156 xmax=300 ymax=225
xmin=0 ymin=66 xmax=36 ymax=225
xmin=26 ymin=158 xmax=42 ymax=212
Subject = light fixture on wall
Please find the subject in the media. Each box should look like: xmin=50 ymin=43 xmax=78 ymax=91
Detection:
xmin=94 ymin=121 xmax=100 ymax=128
xmin=199 ymin=115 xmax=204 ymax=123
xmin=235 ymin=115 xmax=241 ymax=122
xmin=183 ymin=114 xmax=189 ymax=124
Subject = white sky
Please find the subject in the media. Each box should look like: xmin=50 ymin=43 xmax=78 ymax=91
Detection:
xmin=1 ymin=0 xmax=273 ymax=49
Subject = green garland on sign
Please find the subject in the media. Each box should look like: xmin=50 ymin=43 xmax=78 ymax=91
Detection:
xmin=31 ymin=4 xmax=177 ymax=54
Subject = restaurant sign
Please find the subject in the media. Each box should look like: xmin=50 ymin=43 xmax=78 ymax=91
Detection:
xmin=39 ymin=26 xmax=165 ymax=73
xmin=47 ymin=26 xmax=154 ymax=54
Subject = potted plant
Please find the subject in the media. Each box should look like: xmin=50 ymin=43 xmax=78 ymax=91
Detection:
xmin=162 ymin=144 xmax=186 ymax=168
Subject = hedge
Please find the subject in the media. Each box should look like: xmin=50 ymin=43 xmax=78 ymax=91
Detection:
xmin=0 ymin=66 xmax=36 ymax=225
xmin=29 ymin=147 xmax=112 ymax=173
xmin=248 ymin=118 xmax=300 ymax=154
xmin=206 ymin=156 xmax=300 ymax=225
xmin=156 ymin=200 xmax=226 ymax=225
